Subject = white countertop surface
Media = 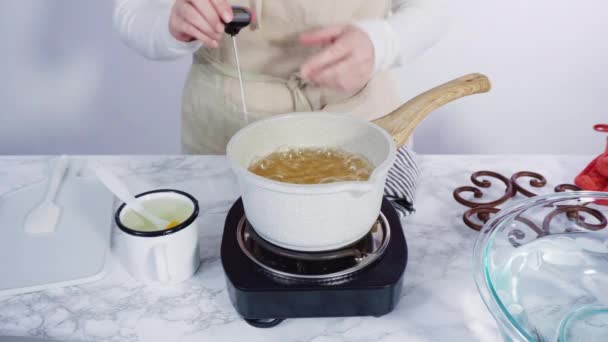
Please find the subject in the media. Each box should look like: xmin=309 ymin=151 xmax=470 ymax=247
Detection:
xmin=0 ymin=155 xmax=591 ymax=342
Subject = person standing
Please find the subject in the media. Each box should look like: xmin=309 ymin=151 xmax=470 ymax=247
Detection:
xmin=114 ymin=0 xmax=449 ymax=215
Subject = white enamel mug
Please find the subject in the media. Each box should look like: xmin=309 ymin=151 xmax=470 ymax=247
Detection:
xmin=114 ymin=189 xmax=200 ymax=284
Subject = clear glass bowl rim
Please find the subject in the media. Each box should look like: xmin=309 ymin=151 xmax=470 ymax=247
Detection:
xmin=471 ymin=191 xmax=608 ymax=342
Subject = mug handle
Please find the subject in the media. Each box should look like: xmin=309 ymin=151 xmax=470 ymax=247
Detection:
xmin=153 ymin=244 xmax=171 ymax=283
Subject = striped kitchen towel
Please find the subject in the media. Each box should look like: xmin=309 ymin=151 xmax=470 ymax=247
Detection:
xmin=384 ymin=147 xmax=419 ymax=217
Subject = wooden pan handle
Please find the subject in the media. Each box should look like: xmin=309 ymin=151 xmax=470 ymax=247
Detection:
xmin=372 ymin=73 xmax=491 ymax=147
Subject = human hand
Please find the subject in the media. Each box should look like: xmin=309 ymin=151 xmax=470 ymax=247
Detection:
xmin=169 ymin=0 xmax=234 ymax=48
xmin=299 ymin=25 xmax=375 ymax=92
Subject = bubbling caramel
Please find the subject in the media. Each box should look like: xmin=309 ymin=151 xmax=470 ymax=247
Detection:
xmin=248 ymin=147 xmax=374 ymax=184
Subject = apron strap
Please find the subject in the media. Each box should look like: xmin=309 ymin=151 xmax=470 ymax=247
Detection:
xmin=285 ymin=74 xmax=314 ymax=112
xmin=250 ymin=0 xmax=263 ymax=30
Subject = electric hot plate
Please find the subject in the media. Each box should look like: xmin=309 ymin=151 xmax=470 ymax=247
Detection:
xmin=220 ymin=198 xmax=408 ymax=328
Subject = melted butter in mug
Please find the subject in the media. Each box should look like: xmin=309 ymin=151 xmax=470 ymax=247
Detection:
xmin=122 ymin=198 xmax=193 ymax=232
xmin=248 ymin=147 xmax=374 ymax=184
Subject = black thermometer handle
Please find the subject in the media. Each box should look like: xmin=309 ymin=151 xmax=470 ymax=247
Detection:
xmin=224 ymin=6 xmax=252 ymax=36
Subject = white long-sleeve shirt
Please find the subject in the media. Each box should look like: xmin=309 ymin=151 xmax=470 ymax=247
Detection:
xmin=113 ymin=0 xmax=448 ymax=72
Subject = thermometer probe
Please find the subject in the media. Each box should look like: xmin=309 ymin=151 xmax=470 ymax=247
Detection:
xmin=224 ymin=6 xmax=252 ymax=123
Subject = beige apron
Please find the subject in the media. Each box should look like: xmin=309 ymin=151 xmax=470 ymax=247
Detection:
xmin=181 ymin=0 xmax=403 ymax=154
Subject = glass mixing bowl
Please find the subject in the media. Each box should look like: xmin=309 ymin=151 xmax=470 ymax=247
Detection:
xmin=473 ymin=191 xmax=608 ymax=342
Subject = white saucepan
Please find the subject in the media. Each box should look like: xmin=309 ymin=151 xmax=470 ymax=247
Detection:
xmin=226 ymin=73 xmax=491 ymax=251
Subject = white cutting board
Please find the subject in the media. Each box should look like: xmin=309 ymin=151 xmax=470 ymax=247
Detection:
xmin=0 ymin=171 xmax=114 ymax=296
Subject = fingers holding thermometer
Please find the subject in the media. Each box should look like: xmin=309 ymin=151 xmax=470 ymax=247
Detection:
xmin=169 ymin=0 xmax=234 ymax=48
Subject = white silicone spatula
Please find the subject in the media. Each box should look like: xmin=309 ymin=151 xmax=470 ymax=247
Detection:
xmin=91 ymin=162 xmax=175 ymax=230
xmin=24 ymin=155 xmax=70 ymax=235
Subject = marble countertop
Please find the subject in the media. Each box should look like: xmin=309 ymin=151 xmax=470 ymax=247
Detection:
xmin=0 ymin=155 xmax=591 ymax=342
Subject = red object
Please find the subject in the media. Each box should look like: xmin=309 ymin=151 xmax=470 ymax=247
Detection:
xmin=575 ymin=124 xmax=608 ymax=205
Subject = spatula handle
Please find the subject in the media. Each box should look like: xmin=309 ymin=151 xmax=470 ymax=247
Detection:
xmin=92 ymin=162 xmax=169 ymax=228
xmin=44 ymin=155 xmax=69 ymax=203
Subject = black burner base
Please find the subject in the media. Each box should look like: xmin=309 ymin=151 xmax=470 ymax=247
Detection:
xmin=220 ymin=198 xmax=408 ymax=327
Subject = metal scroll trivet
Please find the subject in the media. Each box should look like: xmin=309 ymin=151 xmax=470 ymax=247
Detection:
xmin=453 ymin=171 xmax=607 ymax=246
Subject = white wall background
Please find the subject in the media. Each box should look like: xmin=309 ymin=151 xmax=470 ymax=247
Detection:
xmin=401 ymin=0 xmax=608 ymax=154
xmin=1 ymin=0 xmax=606 ymax=155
